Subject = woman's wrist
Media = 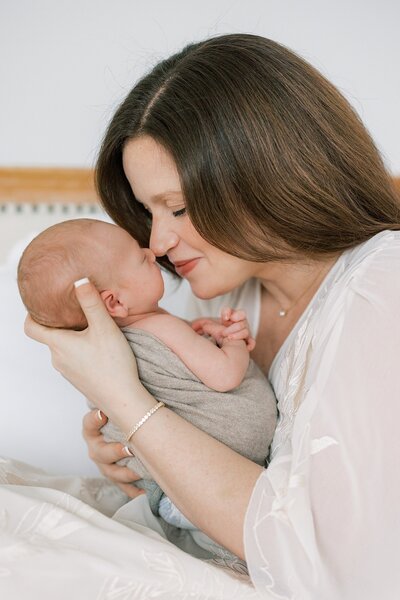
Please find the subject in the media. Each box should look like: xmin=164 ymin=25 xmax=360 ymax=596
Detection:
xmin=103 ymin=382 xmax=158 ymax=435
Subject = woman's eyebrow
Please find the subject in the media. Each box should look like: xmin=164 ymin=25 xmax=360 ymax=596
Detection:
xmin=152 ymin=191 xmax=182 ymax=201
xmin=135 ymin=191 xmax=182 ymax=205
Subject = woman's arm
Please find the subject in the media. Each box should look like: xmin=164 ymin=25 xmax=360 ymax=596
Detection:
xmin=123 ymin=393 xmax=263 ymax=558
xmin=25 ymin=279 xmax=263 ymax=557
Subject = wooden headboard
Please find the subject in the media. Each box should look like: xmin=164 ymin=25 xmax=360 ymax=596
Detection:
xmin=0 ymin=168 xmax=98 ymax=204
xmin=0 ymin=167 xmax=399 ymax=204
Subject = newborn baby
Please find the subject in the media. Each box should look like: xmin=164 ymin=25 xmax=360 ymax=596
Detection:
xmin=18 ymin=218 xmax=277 ymax=551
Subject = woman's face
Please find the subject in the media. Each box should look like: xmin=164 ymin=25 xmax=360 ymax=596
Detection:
xmin=122 ymin=136 xmax=259 ymax=299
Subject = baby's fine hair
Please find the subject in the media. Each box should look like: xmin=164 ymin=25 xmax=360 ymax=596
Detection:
xmin=17 ymin=218 xmax=108 ymax=330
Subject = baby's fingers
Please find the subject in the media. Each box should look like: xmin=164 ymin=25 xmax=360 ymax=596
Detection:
xmin=221 ymin=307 xmax=248 ymax=327
xmin=191 ymin=317 xmax=218 ymax=334
xmin=222 ymin=321 xmax=248 ymax=336
xmin=246 ymin=337 xmax=256 ymax=352
xmin=221 ymin=306 xmax=233 ymax=323
xmin=227 ymin=308 xmax=247 ymax=323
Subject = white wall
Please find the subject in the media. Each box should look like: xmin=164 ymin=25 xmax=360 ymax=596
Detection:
xmin=1 ymin=0 xmax=399 ymax=173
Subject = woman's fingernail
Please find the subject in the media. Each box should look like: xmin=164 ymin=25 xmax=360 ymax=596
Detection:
xmin=97 ymin=409 xmax=105 ymax=422
xmin=123 ymin=446 xmax=134 ymax=457
xmin=74 ymin=277 xmax=90 ymax=288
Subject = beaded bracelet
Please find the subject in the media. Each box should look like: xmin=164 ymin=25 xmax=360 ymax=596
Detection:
xmin=125 ymin=401 xmax=165 ymax=443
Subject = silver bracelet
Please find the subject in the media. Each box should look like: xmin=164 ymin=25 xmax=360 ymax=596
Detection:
xmin=125 ymin=401 xmax=165 ymax=443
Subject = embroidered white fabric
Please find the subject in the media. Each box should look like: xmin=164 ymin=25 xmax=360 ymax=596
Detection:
xmin=1 ymin=230 xmax=400 ymax=598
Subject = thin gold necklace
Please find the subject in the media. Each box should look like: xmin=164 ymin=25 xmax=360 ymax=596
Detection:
xmin=278 ymin=264 xmax=330 ymax=318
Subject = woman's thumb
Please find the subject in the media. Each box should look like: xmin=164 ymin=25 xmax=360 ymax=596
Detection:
xmin=73 ymin=277 xmax=112 ymax=329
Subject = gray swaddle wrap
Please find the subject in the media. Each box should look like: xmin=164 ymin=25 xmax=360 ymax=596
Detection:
xmin=100 ymin=327 xmax=277 ymax=513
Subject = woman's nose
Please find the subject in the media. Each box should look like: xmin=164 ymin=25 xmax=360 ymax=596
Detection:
xmin=144 ymin=248 xmax=156 ymax=263
xmin=149 ymin=219 xmax=179 ymax=257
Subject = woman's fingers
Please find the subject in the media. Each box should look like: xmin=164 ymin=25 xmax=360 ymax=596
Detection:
xmin=24 ymin=314 xmax=57 ymax=345
xmin=82 ymin=408 xmax=108 ymax=438
xmin=117 ymin=482 xmax=146 ymax=499
xmin=100 ymin=463 xmax=143 ymax=484
xmin=82 ymin=409 xmax=142 ymax=486
xmin=91 ymin=440 xmax=136 ymax=465
xmin=73 ymin=278 xmax=118 ymax=334
xmin=83 ymin=409 xmax=133 ymax=464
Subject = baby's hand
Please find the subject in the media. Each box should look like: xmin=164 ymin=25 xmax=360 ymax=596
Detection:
xmin=191 ymin=317 xmax=227 ymax=347
xmin=220 ymin=307 xmax=256 ymax=351
xmin=191 ymin=309 xmax=256 ymax=351
xmin=191 ymin=316 xmax=218 ymax=335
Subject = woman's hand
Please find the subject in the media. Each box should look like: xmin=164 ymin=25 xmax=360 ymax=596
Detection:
xmin=24 ymin=278 xmax=142 ymax=424
xmin=191 ymin=306 xmax=256 ymax=351
xmin=82 ymin=409 xmax=145 ymax=499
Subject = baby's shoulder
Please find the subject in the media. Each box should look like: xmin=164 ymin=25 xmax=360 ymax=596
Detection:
xmin=132 ymin=312 xmax=191 ymax=342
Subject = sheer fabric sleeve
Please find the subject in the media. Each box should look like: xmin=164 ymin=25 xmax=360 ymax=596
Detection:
xmin=244 ymin=237 xmax=400 ymax=599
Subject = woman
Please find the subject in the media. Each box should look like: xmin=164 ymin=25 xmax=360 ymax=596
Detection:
xmin=26 ymin=34 xmax=400 ymax=597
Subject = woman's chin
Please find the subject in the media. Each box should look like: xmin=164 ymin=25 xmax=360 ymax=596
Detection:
xmin=189 ymin=280 xmax=232 ymax=300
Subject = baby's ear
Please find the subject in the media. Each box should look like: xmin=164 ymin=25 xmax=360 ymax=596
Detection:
xmin=100 ymin=289 xmax=128 ymax=318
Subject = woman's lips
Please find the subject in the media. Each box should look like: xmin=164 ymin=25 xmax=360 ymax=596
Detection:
xmin=173 ymin=258 xmax=200 ymax=276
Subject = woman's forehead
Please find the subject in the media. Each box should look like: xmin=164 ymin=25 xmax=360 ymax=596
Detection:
xmin=122 ymin=137 xmax=181 ymax=200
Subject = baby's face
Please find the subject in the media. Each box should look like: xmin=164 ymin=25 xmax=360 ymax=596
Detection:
xmin=106 ymin=225 xmax=165 ymax=313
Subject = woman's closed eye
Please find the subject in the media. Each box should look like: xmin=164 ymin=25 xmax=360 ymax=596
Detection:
xmin=172 ymin=207 xmax=186 ymax=217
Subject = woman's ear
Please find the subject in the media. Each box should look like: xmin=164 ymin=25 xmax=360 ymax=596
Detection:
xmin=100 ymin=289 xmax=129 ymax=318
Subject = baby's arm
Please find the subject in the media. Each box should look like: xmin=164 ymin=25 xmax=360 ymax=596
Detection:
xmin=137 ymin=314 xmax=250 ymax=393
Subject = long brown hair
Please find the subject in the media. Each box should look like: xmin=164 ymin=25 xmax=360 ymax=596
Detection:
xmin=96 ymin=33 xmax=399 ymax=274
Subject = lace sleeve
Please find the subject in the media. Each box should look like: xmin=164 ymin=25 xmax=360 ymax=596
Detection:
xmin=244 ymin=237 xmax=400 ymax=599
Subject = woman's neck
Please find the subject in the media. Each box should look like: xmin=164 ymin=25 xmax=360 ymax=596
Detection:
xmin=254 ymin=255 xmax=339 ymax=316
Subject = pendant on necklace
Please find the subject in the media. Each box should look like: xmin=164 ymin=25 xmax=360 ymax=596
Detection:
xmin=279 ymin=309 xmax=287 ymax=317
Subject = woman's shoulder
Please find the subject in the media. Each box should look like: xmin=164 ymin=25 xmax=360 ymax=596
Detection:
xmin=344 ymin=229 xmax=400 ymax=268
xmin=327 ymin=229 xmax=400 ymax=294
xmin=316 ymin=229 xmax=400 ymax=326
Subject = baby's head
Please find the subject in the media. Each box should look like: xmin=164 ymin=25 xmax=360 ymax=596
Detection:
xmin=17 ymin=219 xmax=164 ymax=330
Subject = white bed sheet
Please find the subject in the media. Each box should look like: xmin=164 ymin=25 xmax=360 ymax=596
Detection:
xmin=0 ymin=456 xmax=257 ymax=598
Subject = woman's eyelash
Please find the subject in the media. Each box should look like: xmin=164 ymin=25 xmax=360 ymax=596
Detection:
xmin=172 ymin=207 xmax=186 ymax=217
